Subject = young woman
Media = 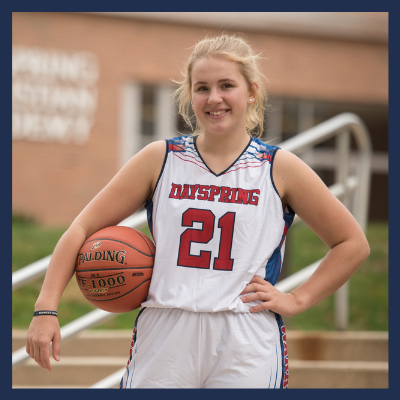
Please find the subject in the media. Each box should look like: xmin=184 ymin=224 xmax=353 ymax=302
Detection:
xmin=26 ymin=34 xmax=370 ymax=388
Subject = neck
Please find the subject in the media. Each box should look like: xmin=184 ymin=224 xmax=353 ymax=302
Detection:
xmin=196 ymin=130 xmax=251 ymax=156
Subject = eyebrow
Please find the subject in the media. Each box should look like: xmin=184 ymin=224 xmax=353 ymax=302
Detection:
xmin=193 ymin=78 xmax=236 ymax=86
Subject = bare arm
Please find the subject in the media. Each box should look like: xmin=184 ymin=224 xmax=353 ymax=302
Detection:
xmin=241 ymin=149 xmax=370 ymax=316
xmin=26 ymin=140 xmax=166 ymax=370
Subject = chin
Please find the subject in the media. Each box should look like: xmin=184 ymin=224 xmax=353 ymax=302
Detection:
xmin=205 ymin=127 xmax=231 ymax=136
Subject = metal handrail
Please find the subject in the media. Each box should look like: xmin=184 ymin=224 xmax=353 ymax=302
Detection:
xmin=12 ymin=211 xmax=148 ymax=291
xmin=12 ymin=210 xmax=148 ymax=368
xmin=11 ymin=175 xmax=359 ymax=369
xmin=12 ymin=112 xmax=371 ymax=388
xmin=279 ymin=112 xmax=371 ymax=231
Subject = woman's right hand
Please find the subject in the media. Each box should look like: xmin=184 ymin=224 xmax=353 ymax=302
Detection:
xmin=26 ymin=315 xmax=61 ymax=371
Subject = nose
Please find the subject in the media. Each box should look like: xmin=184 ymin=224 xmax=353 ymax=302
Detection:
xmin=207 ymin=87 xmax=222 ymax=105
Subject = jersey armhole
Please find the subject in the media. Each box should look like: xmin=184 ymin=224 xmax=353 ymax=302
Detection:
xmin=270 ymin=147 xmax=282 ymax=199
xmin=144 ymin=140 xmax=169 ymax=207
xmin=270 ymin=147 xmax=296 ymax=217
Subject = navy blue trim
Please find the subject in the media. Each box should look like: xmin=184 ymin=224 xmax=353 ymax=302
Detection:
xmin=193 ymin=136 xmax=253 ymax=177
xmin=274 ymin=312 xmax=288 ymax=389
xmin=286 ymin=204 xmax=295 ymax=215
xmin=144 ymin=140 xmax=168 ymax=237
xmin=264 ymin=208 xmax=295 ymax=285
xmin=120 ymin=307 xmax=146 ymax=388
xmin=145 ymin=140 xmax=168 ymax=206
xmin=269 ymin=148 xmax=296 ymax=217
xmin=270 ymin=147 xmax=281 ymax=198
xmin=144 ymin=200 xmax=154 ymax=236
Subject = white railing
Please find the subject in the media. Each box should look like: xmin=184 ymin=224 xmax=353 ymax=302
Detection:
xmin=12 ymin=211 xmax=148 ymax=290
xmin=12 ymin=211 xmax=148 ymax=368
xmin=12 ymin=112 xmax=371 ymax=388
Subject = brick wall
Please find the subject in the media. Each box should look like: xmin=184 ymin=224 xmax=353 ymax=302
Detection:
xmin=12 ymin=12 xmax=388 ymax=226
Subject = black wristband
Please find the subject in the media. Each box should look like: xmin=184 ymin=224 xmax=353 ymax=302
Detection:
xmin=33 ymin=310 xmax=58 ymax=317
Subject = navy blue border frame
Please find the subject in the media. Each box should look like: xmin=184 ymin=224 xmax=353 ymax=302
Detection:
xmin=9 ymin=8 xmax=393 ymax=400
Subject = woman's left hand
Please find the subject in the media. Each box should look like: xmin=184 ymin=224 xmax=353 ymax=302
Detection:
xmin=240 ymin=275 xmax=302 ymax=317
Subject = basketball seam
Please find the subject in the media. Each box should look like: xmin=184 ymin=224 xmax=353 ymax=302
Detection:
xmin=130 ymin=229 xmax=155 ymax=257
xmin=86 ymin=278 xmax=151 ymax=303
xmin=83 ymin=238 xmax=154 ymax=258
xmin=76 ymin=266 xmax=153 ymax=272
xmin=76 ymin=271 xmax=130 ymax=278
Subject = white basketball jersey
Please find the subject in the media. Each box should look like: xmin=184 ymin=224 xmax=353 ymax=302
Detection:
xmin=142 ymin=135 xmax=295 ymax=313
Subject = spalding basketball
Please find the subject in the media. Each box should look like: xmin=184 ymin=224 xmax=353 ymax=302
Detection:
xmin=75 ymin=226 xmax=155 ymax=313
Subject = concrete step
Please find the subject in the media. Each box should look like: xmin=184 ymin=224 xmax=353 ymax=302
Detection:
xmin=12 ymin=385 xmax=89 ymax=389
xmin=287 ymin=330 xmax=388 ymax=362
xmin=12 ymin=356 xmax=125 ymax=388
xmin=12 ymin=330 xmax=388 ymax=388
xmin=12 ymin=358 xmax=387 ymax=389
xmin=13 ymin=330 xmax=133 ymax=359
xmin=13 ymin=329 xmax=388 ymax=361
xmin=289 ymin=360 xmax=388 ymax=388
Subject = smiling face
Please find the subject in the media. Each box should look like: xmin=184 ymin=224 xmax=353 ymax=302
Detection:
xmin=191 ymin=56 xmax=255 ymax=138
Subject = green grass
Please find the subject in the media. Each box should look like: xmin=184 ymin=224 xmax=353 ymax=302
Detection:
xmin=282 ymin=222 xmax=388 ymax=331
xmin=12 ymin=215 xmax=67 ymax=273
xmin=12 ymin=216 xmax=150 ymax=329
xmin=12 ymin=216 xmax=388 ymax=331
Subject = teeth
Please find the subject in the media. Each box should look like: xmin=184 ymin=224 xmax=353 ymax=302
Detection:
xmin=209 ymin=110 xmax=226 ymax=116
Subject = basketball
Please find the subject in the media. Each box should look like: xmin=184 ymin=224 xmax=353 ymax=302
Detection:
xmin=75 ymin=226 xmax=155 ymax=313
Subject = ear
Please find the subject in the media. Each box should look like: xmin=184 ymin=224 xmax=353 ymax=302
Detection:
xmin=248 ymin=82 xmax=259 ymax=104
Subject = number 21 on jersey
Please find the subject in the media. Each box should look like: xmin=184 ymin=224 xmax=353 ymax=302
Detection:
xmin=177 ymin=208 xmax=236 ymax=271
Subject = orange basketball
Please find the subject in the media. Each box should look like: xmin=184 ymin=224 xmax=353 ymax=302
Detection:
xmin=75 ymin=226 xmax=155 ymax=313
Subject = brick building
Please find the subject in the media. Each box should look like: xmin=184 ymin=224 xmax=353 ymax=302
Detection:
xmin=12 ymin=12 xmax=388 ymax=226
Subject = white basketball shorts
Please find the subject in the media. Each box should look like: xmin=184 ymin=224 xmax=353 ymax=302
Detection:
xmin=120 ymin=307 xmax=288 ymax=388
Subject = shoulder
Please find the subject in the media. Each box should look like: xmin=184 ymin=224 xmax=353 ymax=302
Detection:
xmin=127 ymin=140 xmax=167 ymax=172
xmin=132 ymin=135 xmax=195 ymax=173
xmin=273 ymin=149 xmax=324 ymax=204
xmin=139 ymin=139 xmax=167 ymax=159
xmin=132 ymin=140 xmax=167 ymax=189
xmin=273 ymin=148 xmax=301 ymax=172
xmin=114 ymin=140 xmax=167 ymax=195
xmin=272 ymin=149 xmax=346 ymax=234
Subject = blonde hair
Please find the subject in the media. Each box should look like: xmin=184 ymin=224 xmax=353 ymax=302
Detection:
xmin=174 ymin=33 xmax=268 ymax=137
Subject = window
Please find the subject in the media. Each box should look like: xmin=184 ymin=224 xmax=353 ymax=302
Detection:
xmin=141 ymin=85 xmax=156 ymax=147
